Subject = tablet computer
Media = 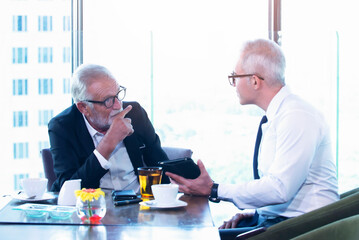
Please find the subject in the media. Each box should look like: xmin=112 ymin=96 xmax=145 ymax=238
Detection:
xmin=158 ymin=157 xmax=200 ymax=179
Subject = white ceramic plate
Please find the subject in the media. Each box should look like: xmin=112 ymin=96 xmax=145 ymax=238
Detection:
xmin=12 ymin=192 xmax=56 ymax=202
xmin=139 ymin=199 xmax=187 ymax=209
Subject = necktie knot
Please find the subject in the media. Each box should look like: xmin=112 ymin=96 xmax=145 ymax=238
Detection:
xmin=260 ymin=115 xmax=268 ymax=125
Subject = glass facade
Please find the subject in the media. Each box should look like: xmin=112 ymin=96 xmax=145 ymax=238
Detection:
xmin=0 ymin=0 xmax=358 ymax=195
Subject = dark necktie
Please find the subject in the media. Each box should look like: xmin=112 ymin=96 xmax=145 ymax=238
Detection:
xmin=253 ymin=115 xmax=268 ymax=179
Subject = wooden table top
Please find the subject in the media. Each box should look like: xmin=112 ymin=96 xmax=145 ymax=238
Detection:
xmin=0 ymin=192 xmax=221 ymax=240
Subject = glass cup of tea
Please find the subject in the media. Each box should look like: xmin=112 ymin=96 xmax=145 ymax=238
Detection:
xmin=137 ymin=167 xmax=163 ymax=199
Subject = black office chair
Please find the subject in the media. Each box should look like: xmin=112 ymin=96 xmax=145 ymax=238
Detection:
xmin=41 ymin=146 xmax=193 ymax=191
xmin=40 ymin=148 xmax=57 ymax=191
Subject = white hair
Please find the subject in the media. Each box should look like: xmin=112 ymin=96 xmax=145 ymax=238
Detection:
xmin=71 ymin=64 xmax=117 ymax=103
xmin=240 ymin=39 xmax=286 ymax=87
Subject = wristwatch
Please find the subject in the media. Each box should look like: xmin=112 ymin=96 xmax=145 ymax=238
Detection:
xmin=209 ymin=183 xmax=220 ymax=203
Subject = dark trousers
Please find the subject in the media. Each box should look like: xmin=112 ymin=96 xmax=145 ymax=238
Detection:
xmin=219 ymin=212 xmax=289 ymax=240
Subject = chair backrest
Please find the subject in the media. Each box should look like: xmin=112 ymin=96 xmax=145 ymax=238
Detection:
xmin=41 ymin=146 xmax=193 ymax=191
xmin=248 ymin=190 xmax=359 ymax=240
xmin=41 ymin=148 xmax=56 ymax=191
xmin=292 ymin=214 xmax=359 ymax=240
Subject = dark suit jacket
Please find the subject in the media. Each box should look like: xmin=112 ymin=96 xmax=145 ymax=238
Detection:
xmin=48 ymin=101 xmax=169 ymax=192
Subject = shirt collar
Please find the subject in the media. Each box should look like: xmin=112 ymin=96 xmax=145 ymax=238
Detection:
xmin=266 ymin=85 xmax=291 ymax=121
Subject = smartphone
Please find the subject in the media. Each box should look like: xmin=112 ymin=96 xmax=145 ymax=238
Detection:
xmin=112 ymin=190 xmax=138 ymax=201
xmin=113 ymin=197 xmax=142 ymax=206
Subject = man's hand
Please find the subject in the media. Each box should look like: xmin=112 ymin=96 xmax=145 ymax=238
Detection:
xmin=166 ymin=159 xmax=213 ymax=196
xmin=109 ymin=105 xmax=134 ymax=138
xmin=218 ymin=211 xmax=255 ymax=229
xmin=97 ymin=105 xmax=133 ymax=159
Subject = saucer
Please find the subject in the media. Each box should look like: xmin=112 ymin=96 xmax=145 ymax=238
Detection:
xmin=13 ymin=192 xmax=56 ymax=202
xmin=139 ymin=199 xmax=187 ymax=209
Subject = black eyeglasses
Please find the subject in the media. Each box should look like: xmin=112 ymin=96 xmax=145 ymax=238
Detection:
xmin=228 ymin=73 xmax=264 ymax=86
xmin=83 ymin=86 xmax=126 ymax=108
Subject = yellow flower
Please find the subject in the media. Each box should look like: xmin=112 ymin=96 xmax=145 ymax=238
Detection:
xmin=75 ymin=188 xmax=105 ymax=202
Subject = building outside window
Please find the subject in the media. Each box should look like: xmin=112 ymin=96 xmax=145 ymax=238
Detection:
xmin=14 ymin=173 xmax=29 ymax=190
xmin=38 ymin=15 xmax=52 ymax=32
xmin=63 ymin=47 xmax=70 ymax=63
xmin=63 ymin=15 xmax=70 ymax=31
xmin=1 ymin=0 xmax=72 ymax=194
xmin=38 ymin=109 xmax=53 ymax=126
xmin=38 ymin=78 xmax=53 ymax=95
xmin=13 ymin=142 xmax=29 ymax=159
xmin=13 ymin=15 xmax=27 ymax=32
xmin=13 ymin=111 xmax=28 ymax=127
xmin=13 ymin=79 xmax=28 ymax=96
xmin=63 ymin=77 xmax=70 ymax=94
xmin=12 ymin=47 xmax=28 ymax=64
xmin=38 ymin=47 xmax=53 ymax=63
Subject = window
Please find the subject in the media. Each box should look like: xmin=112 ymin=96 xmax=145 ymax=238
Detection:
xmin=38 ymin=110 xmax=53 ymax=126
xmin=14 ymin=173 xmax=29 ymax=191
xmin=63 ymin=77 xmax=71 ymax=94
xmin=38 ymin=16 xmax=53 ymax=32
xmin=13 ymin=142 xmax=29 ymax=159
xmin=84 ymin=0 xmax=268 ymax=184
xmin=12 ymin=47 xmax=28 ymax=64
xmin=13 ymin=79 xmax=28 ymax=96
xmin=63 ymin=47 xmax=70 ymax=63
xmin=281 ymin=0 xmax=359 ymax=193
xmin=13 ymin=111 xmax=28 ymax=127
xmin=38 ymin=78 xmax=53 ymax=95
xmin=2 ymin=0 xmax=72 ymax=195
xmin=13 ymin=15 xmax=27 ymax=32
xmin=63 ymin=15 xmax=70 ymax=31
xmin=38 ymin=47 xmax=53 ymax=63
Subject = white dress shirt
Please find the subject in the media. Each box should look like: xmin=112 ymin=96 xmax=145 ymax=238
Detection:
xmin=83 ymin=115 xmax=140 ymax=193
xmin=218 ymin=86 xmax=339 ymax=218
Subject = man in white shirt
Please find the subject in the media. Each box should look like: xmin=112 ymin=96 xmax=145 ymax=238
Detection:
xmin=166 ymin=39 xmax=339 ymax=238
xmin=49 ymin=64 xmax=169 ymax=192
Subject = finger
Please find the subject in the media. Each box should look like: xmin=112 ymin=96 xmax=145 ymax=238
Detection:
xmin=218 ymin=222 xmax=226 ymax=229
xmin=197 ymin=159 xmax=207 ymax=174
xmin=117 ymin=105 xmax=132 ymax=118
xmin=225 ymin=221 xmax=232 ymax=229
xmin=165 ymin=172 xmax=187 ymax=185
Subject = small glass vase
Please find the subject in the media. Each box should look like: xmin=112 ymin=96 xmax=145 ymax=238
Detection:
xmin=76 ymin=195 xmax=106 ymax=224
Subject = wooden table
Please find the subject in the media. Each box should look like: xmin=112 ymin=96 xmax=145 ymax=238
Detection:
xmin=0 ymin=192 xmax=220 ymax=240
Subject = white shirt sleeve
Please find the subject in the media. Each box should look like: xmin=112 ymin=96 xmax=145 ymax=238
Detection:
xmin=94 ymin=149 xmax=111 ymax=170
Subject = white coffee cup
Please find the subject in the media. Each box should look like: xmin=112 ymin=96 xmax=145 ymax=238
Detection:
xmin=21 ymin=178 xmax=48 ymax=198
xmin=151 ymin=184 xmax=179 ymax=206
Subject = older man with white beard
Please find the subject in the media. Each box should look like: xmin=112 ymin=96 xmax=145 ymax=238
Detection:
xmin=48 ymin=64 xmax=169 ymax=192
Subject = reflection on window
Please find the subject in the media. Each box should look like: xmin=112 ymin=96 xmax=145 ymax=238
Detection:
xmin=13 ymin=111 xmax=28 ymax=127
xmin=38 ymin=110 xmax=53 ymax=126
xmin=38 ymin=16 xmax=53 ymax=32
xmin=13 ymin=15 xmax=27 ymax=32
xmin=13 ymin=142 xmax=29 ymax=159
xmin=13 ymin=79 xmax=28 ymax=96
xmin=38 ymin=78 xmax=53 ymax=95
xmin=12 ymin=47 xmax=28 ymax=64
xmin=38 ymin=47 xmax=53 ymax=63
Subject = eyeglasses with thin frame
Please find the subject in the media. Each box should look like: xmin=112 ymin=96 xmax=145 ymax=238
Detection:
xmin=228 ymin=72 xmax=264 ymax=86
xmin=83 ymin=86 xmax=126 ymax=108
